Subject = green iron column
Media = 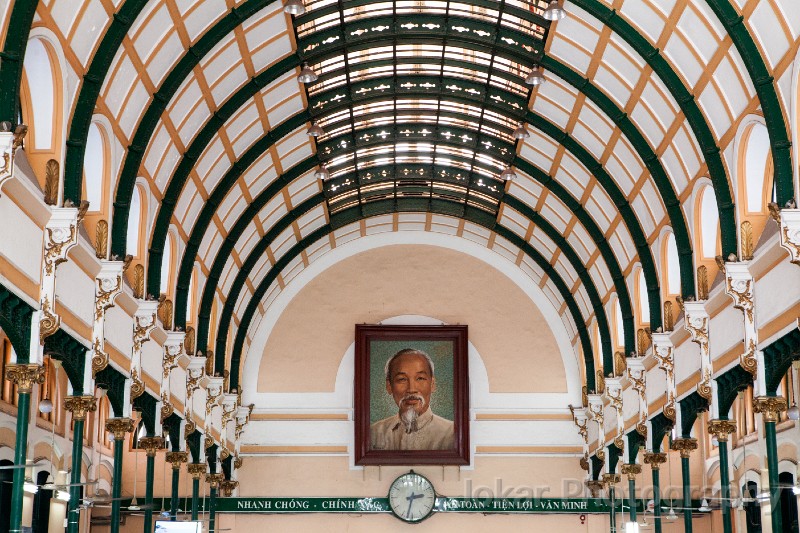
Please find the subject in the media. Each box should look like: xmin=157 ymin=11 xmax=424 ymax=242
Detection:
xmin=672 ymin=438 xmax=698 ymax=533
xmin=5 ymin=364 xmax=45 ymax=533
xmin=105 ymin=418 xmax=134 ymax=533
xmin=63 ymin=396 xmax=97 ymax=533
xmin=709 ymin=419 xmax=738 ymax=533
xmin=754 ymin=396 xmax=788 ymax=533
xmin=603 ymin=473 xmax=620 ymax=532
xmin=139 ymin=437 xmax=165 ymax=533
xmin=207 ymin=473 xmax=223 ymax=533
xmin=622 ymin=463 xmax=642 ymax=522
xmin=187 ymin=463 xmax=206 ymax=521
xmin=644 ymin=452 xmax=667 ymax=533
xmin=165 ymin=452 xmax=188 ymax=520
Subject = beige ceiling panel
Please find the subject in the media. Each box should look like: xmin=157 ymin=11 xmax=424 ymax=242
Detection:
xmin=618 ymin=0 xmax=666 ymax=43
xmin=148 ymin=31 xmax=183 ymax=87
xmin=606 ymin=232 xmax=631 ymax=268
xmin=104 ymin=54 xmax=137 ymax=119
xmin=276 ymin=129 xmax=308 ymax=159
xmin=281 ymin=254 xmax=307 ymax=287
xmin=196 ymin=139 xmax=228 ymax=191
xmin=70 ymin=0 xmax=108 ymax=66
xmin=499 ymin=206 xmax=529 ymax=235
xmin=587 ymin=263 xmax=609 ymax=299
xmin=582 ymin=194 xmax=612 ymax=232
xmin=211 ymin=63 xmax=250 ymax=107
xmin=660 ymin=145 xmax=691 ymax=194
xmin=507 ymin=179 xmax=542 ymax=208
xmin=278 ymin=142 xmax=313 ymax=171
xmin=258 ymin=196 xmax=288 ymax=229
xmin=296 ymin=206 xmax=326 ymax=238
xmin=556 ymin=154 xmax=591 ymax=200
xmin=238 ymin=222 xmax=262 ymax=260
xmin=775 ymin=0 xmax=800 ymax=37
xmin=553 ymin=254 xmax=578 ymax=289
xmin=177 ymin=98 xmax=213 ymax=148
xmin=607 ymin=141 xmax=642 ymax=195
xmin=637 ymin=79 xmax=678 ymax=134
xmin=530 ymin=226 xmax=557 ymax=257
xmin=566 ymin=228 xmax=591 ymax=266
xmin=250 ymin=35 xmax=294 ymax=74
xmin=592 ymin=65 xmax=633 ymax=110
xmin=519 ymin=134 xmax=559 ymax=172
xmin=174 ymin=178 xmax=197 ymax=225
xmin=219 ymin=255 xmax=239 ymax=295
xmin=231 ymin=120 xmax=264 ymax=158
xmin=50 ymin=0 xmax=81 ymax=39
xmin=270 ymin=225 xmax=298 ymax=263
xmin=750 ymin=1 xmax=792 ymax=68
xmin=697 ymin=83 xmax=733 ymax=140
xmin=663 ymin=33 xmax=704 ymax=88
xmin=712 ymin=56 xmax=755 ymax=121
xmin=144 ymin=124 xmax=172 ymax=181
xmin=223 ymin=100 xmax=259 ymax=144
xmin=305 ymin=238 xmax=332 ymax=265
xmin=202 ymin=35 xmax=241 ymax=86
xmin=131 ymin=4 xmax=172 ymax=64
xmin=556 ymin=9 xmax=601 ymax=51
xmin=630 ymin=194 xmax=656 ymax=237
xmin=169 ymin=77 xmax=203 ymax=131
xmin=548 ymin=37 xmax=593 ymax=75
xmin=222 ymin=195 xmax=248 ymax=232
xmin=119 ymin=81 xmax=150 ymax=138
xmin=267 ymin=94 xmax=304 ymax=128
xmin=182 ymin=0 xmax=228 ymax=43
xmin=675 ymin=6 xmax=720 ymax=65
xmin=249 ymin=254 xmax=272 ymax=287
xmin=332 ymin=224 xmax=361 ymax=246
xmin=183 ymin=191 xmax=205 ymax=231
xmin=287 ymin=172 xmax=319 ymax=208
xmin=574 ymin=285 xmax=592 ymax=321
xmin=629 ymin=102 xmax=665 ymax=149
xmin=491 ymin=235 xmax=520 ymax=264
xmin=539 ymin=202 xmax=568 ymax=234
xmin=461 ymin=223 xmax=491 ymax=248
xmin=429 ymin=218 xmax=459 ymax=237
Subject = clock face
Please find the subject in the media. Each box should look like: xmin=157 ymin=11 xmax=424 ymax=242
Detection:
xmin=388 ymin=472 xmax=436 ymax=523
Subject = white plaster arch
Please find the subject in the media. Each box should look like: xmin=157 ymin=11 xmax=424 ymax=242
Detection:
xmin=242 ymin=230 xmax=583 ymax=407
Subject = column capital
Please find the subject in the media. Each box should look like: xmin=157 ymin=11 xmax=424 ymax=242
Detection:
xmin=63 ymin=395 xmax=97 ymax=420
xmin=4 ymin=363 xmax=45 ymax=393
xmin=105 ymin=417 xmax=135 ymax=440
xmin=602 ymin=473 xmax=621 ymax=486
xmin=187 ymin=463 xmax=207 ymax=479
xmin=643 ymin=452 xmax=667 ymax=470
xmin=707 ymin=419 xmax=737 ymax=441
xmin=670 ymin=438 xmax=698 ymax=458
xmin=585 ymin=480 xmax=604 ymax=497
xmin=620 ymin=463 xmax=642 ymax=481
xmin=206 ymin=473 xmax=225 ymax=489
xmin=165 ymin=451 xmax=189 ymax=470
xmin=138 ymin=436 xmax=165 ymax=457
xmin=753 ymin=396 xmax=787 ymax=423
xmin=219 ymin=480 xmax=239 ymax=497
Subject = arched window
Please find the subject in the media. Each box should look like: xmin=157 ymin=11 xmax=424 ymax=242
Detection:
xmin=83 ymin=123 xmax=106 ymax=212
xmin=21 ymin=39 xmax=56 ymax=150
xmin=664 ymin=233 xmax=680 ymax=297
xmin=186 ymin=268 xmax=197 ymax=324
xmin=698 ymin=186 xmax=719 ymax=259
xmin=613 ymin=299 xmax=624 ymax=350
xmin=127 ymin=186 xmax=143 ymax=256
xmin=96 ymin=395 xmax=112 ymax=449
xmin=637 ymin=269 xmax=650 ymax=325
xmin=742 ymin=123 xmax=772 ymax=214
xmin=160 ymin=234 xmax=174 ymax=296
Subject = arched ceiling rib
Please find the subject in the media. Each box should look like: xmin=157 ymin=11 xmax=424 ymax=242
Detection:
xmin=4 ymin=0 xmax=797 ymax=401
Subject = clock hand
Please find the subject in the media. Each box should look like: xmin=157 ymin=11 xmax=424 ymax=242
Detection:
xmin=405 ymin=492 xmax=417 ymax=518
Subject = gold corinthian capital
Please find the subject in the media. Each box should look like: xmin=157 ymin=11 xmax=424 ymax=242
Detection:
xmin=5 ymin=363 xmax=45 ymax=393
xmin=63 ymin=395 xmax=97 ymax=421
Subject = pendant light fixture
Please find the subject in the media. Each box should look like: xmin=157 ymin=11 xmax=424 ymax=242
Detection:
xmin=306 ymin=122 xmax=325 ymax=137
xmin=283 ymin=0 xmax=305 ymax=16
xmin=543 ymin=0 xmax=567 ymax=21
xmin=314 ymin=164 xmax=330 ymax=181
xmin=525 ymin=65 xmax=546 ymax=86
xmin=512 ymin=122 xmax=530 ymax=140
xmin=500 ymin=166 xmax=517 ymax=181
xmin=297 ymin=63 xmax=318 ymax=84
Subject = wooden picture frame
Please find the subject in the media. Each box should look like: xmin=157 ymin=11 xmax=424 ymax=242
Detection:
xmin=354 ymin=324 xmax=469 ymax=465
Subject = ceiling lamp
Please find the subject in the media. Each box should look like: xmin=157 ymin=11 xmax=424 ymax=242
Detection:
xmin=314 ymin=164 xmax=330 ymax=180
xmin=500 ymin=167 xmax=517 ymax=181
xmin=297 ymin=63 xmax=318 ymax=84
xmin=666 ymin=507 xmax=678 ymax=521
xmin=525 ymin=65 xmax=546 ymax=86
xmin=698 ymin=499 xmax=711 ymax=512
xmin=788 ymin=402 xmax=799 ymax=420
xmin=38 ymin=397 xmax=54 ymax=414
xmin=307 ymin=122 xmax=325 ymax=137
xmin=543 ymin=0 xmax=567 ymax=21
xmin=512 ymin=122 xmax=530 ymax=140
xmin=283 ymin=0 xmax=305 ymax=15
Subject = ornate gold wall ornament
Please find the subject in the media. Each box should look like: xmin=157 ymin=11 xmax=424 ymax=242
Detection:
xmin=663 ymin=301 xmax=674 ymax=331
xmin=595 ymin=448 xmax=605 ymax=462
xmin=219 ymin=446 xmax=231 ymax=461
xmin=94 ymin=275 xmax=122 ymax=322
xmin=43 ymin=225 xmax=76 ymax=275
xmin=184 ymin=419 xmax=196 ymax=436
xmin=76 ymin=200 xmax=90 ymax=223
xmin=662 ymin=393 xmax=676 ymax=422
xmin=613 ymin=351 xmax=626 ymax=376
xmin=740 ymin=220 xmax=754 ymax=260
xmin=568 ymin=406 xmax=589 ymax=443
xmin=91 ymin=337 xmax=109 ymax=377
xmin=165 ymin=451 xmax=189 ymax=470
xmin=697 ymin=366 xmax=713 ymax=400
xmin=585 ymin=480 xmax=604 ymax=497
xmin=620 ymin=463 xmax=642 ymax=481
xmin=643 ymin=452 xmax=667 ymax=470
xmin=44 ymin=159 xmax=59 ymax=205
xmin=132 ymin=312 xmax=156 ymax=353
xmin=774 ymin=209 xmax=800 ymax=265
xmin=39 ymin=295 xmax=59 ymax=344
xmin=157 ymin=296 xmax=173 ymax=330
xmin=160 ymin=393 xmax=173 ymax=422
xmin=579 ymin=453 xmax=589 ymax=471
xmin=0 ymin=125 xmax=26 ymax=192
xmin=129 ymin=367 xmax=145 ymax=402
xmin=613 ymin=436 xmax=625 ymax=452
xmin=726 ymin=277 xmax=754 ymax=322
xmin=741 ymin=339 xmax=758 ymax=376
xmin=595 ymin=369 xmax=605 ymax=394
xmin=206 ymin=473 xmax=225 ymax=489
xmin=95 ymin=220 xmax=108 ymax=259
xmin=204 ymin=435 xmax=214 ymax=450
xmin=5 ymin=363 xmax=45 ymax=393
xmin=220 ymin=480 xmax=238 ymax=497
xmin=185 ymin=327 xmax=196 ymax=355
xmin=139 ymin=436 xmax=165 ymax=457
xmin=187 ymin=463 xmax=207 ymax=480
xmin=133 ymin=264 xmax=145 ymax=299
xmin=636 ymin=328 xmax=651 ymax=355
xmin=707 ymin=419 xmax=737 ymax=442
xmin=581 ymin=385 xmax=588 ymax=407
xmin=63 ymin=395 xmax=97 ymax=421
xmin=205 ymin=350 xmax=215 ymax=376
xmin=105 ymin=417 xmax=135 ymax=440
xmin=697 ymin=265 xmax=709 ymax=300
xmin=752 ymin=396 xmax=787 ymax=423
xmin=234 ymin=457 xmax=243 ymax=470
xmin=636 ymin=421 xmax=648 ymax=439
xmin=670 ymin=437 xmax=698 ymax=458
xmin=601 ymin=473 xmax=620 ymax=486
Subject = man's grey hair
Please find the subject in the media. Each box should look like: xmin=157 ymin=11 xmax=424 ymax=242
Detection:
xmin=384 ymin=348 xmax=435 ymax=380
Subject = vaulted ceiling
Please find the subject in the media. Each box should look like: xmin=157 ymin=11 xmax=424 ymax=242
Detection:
xmin=1 ymin=0 xmax=796 ymax=399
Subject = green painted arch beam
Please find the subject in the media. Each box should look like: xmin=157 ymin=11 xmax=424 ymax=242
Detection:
xmin=211 ymin=183 xmax=615 ymax=376
xmin=224 ymin=213 xmax=599 ymax=393
xmin=703 ymin=0 xmax=794 ymax=205
xmin=177 ymin=140 xmax=639 ymax=364
xmin=0 ymin=0 xmax=39 ymax=123
xmin=146 ymin=74 xmax=668 ymax=328
xmin=572 ymin=0 xmax=738 ymax=259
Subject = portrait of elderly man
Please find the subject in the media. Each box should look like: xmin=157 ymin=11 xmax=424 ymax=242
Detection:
xmin=370 ymin=348 xmax=455 ymax=451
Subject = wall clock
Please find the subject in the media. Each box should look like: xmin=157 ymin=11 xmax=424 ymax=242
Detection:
xmin=387 ymin=471 xmax=436 ymax=523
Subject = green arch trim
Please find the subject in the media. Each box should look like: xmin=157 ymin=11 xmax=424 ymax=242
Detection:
xmin=224 ymin=213 xmax=598 ymax=393
xmin=61 ymin=0 xmax=150 ymax=204
xmin=0 ymin=283 xmax=34 ymax=364
xmin=0 ymin=0 xmax=39 ymax=123
xmin=703 ymin=0 xmax=794 ymax=205
xmin=573 ymin=0 xmax=738 ymax=259
xmin=149 ymin=88 xmax=663 ymax=329
xmin=212 ymin=187 xmax=614 ymax=376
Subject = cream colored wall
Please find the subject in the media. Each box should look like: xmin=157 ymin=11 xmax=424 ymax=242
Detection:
xmin=257 ymin=244 xmax=566 ymax=394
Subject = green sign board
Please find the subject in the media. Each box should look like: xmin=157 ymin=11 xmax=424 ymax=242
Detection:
xmin=216 ymin=497 xmax=622 ymax=514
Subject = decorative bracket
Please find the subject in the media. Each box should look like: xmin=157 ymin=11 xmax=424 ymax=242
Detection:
xmin=126 ymin=300 xmax=158 ymax=401
xmin=89 ymin=261 xmax=125 ymax=379
xmin=183 ymin=355 xmax=207 ymax=434
xmin=651 ymin=332 xmax=676 ymax=422
xmin=203 ymin=376 xmax=224 ymax=449
xmin=160 ymin=331 xmax=185 ymax=422
xmin=723 ymin=263 xmax=758 ymax=376
xmin=0 ymin=124 xmax=26 ymax=195
xmin=587 ymin=393 xmax=605 ymax=460
xmin=684 ymin=301 xmax=712 ymax=401
xmin=604 ymin=377 xmax=625 ymax=452
xmin=627 ymin=356 xmax=648 ymax=438
xmin=569 ymin=405 xmax=590 ymax=474
xmin=769 ymin=206 xmax=800 ymax=265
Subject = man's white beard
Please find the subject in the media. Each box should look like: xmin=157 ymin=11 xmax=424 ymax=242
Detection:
xmin=399 ymin=394 xmax=425 ymax=433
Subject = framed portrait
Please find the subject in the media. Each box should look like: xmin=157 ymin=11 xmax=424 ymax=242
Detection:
xmin=354 ymin=324 xmax=469 ymax=465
